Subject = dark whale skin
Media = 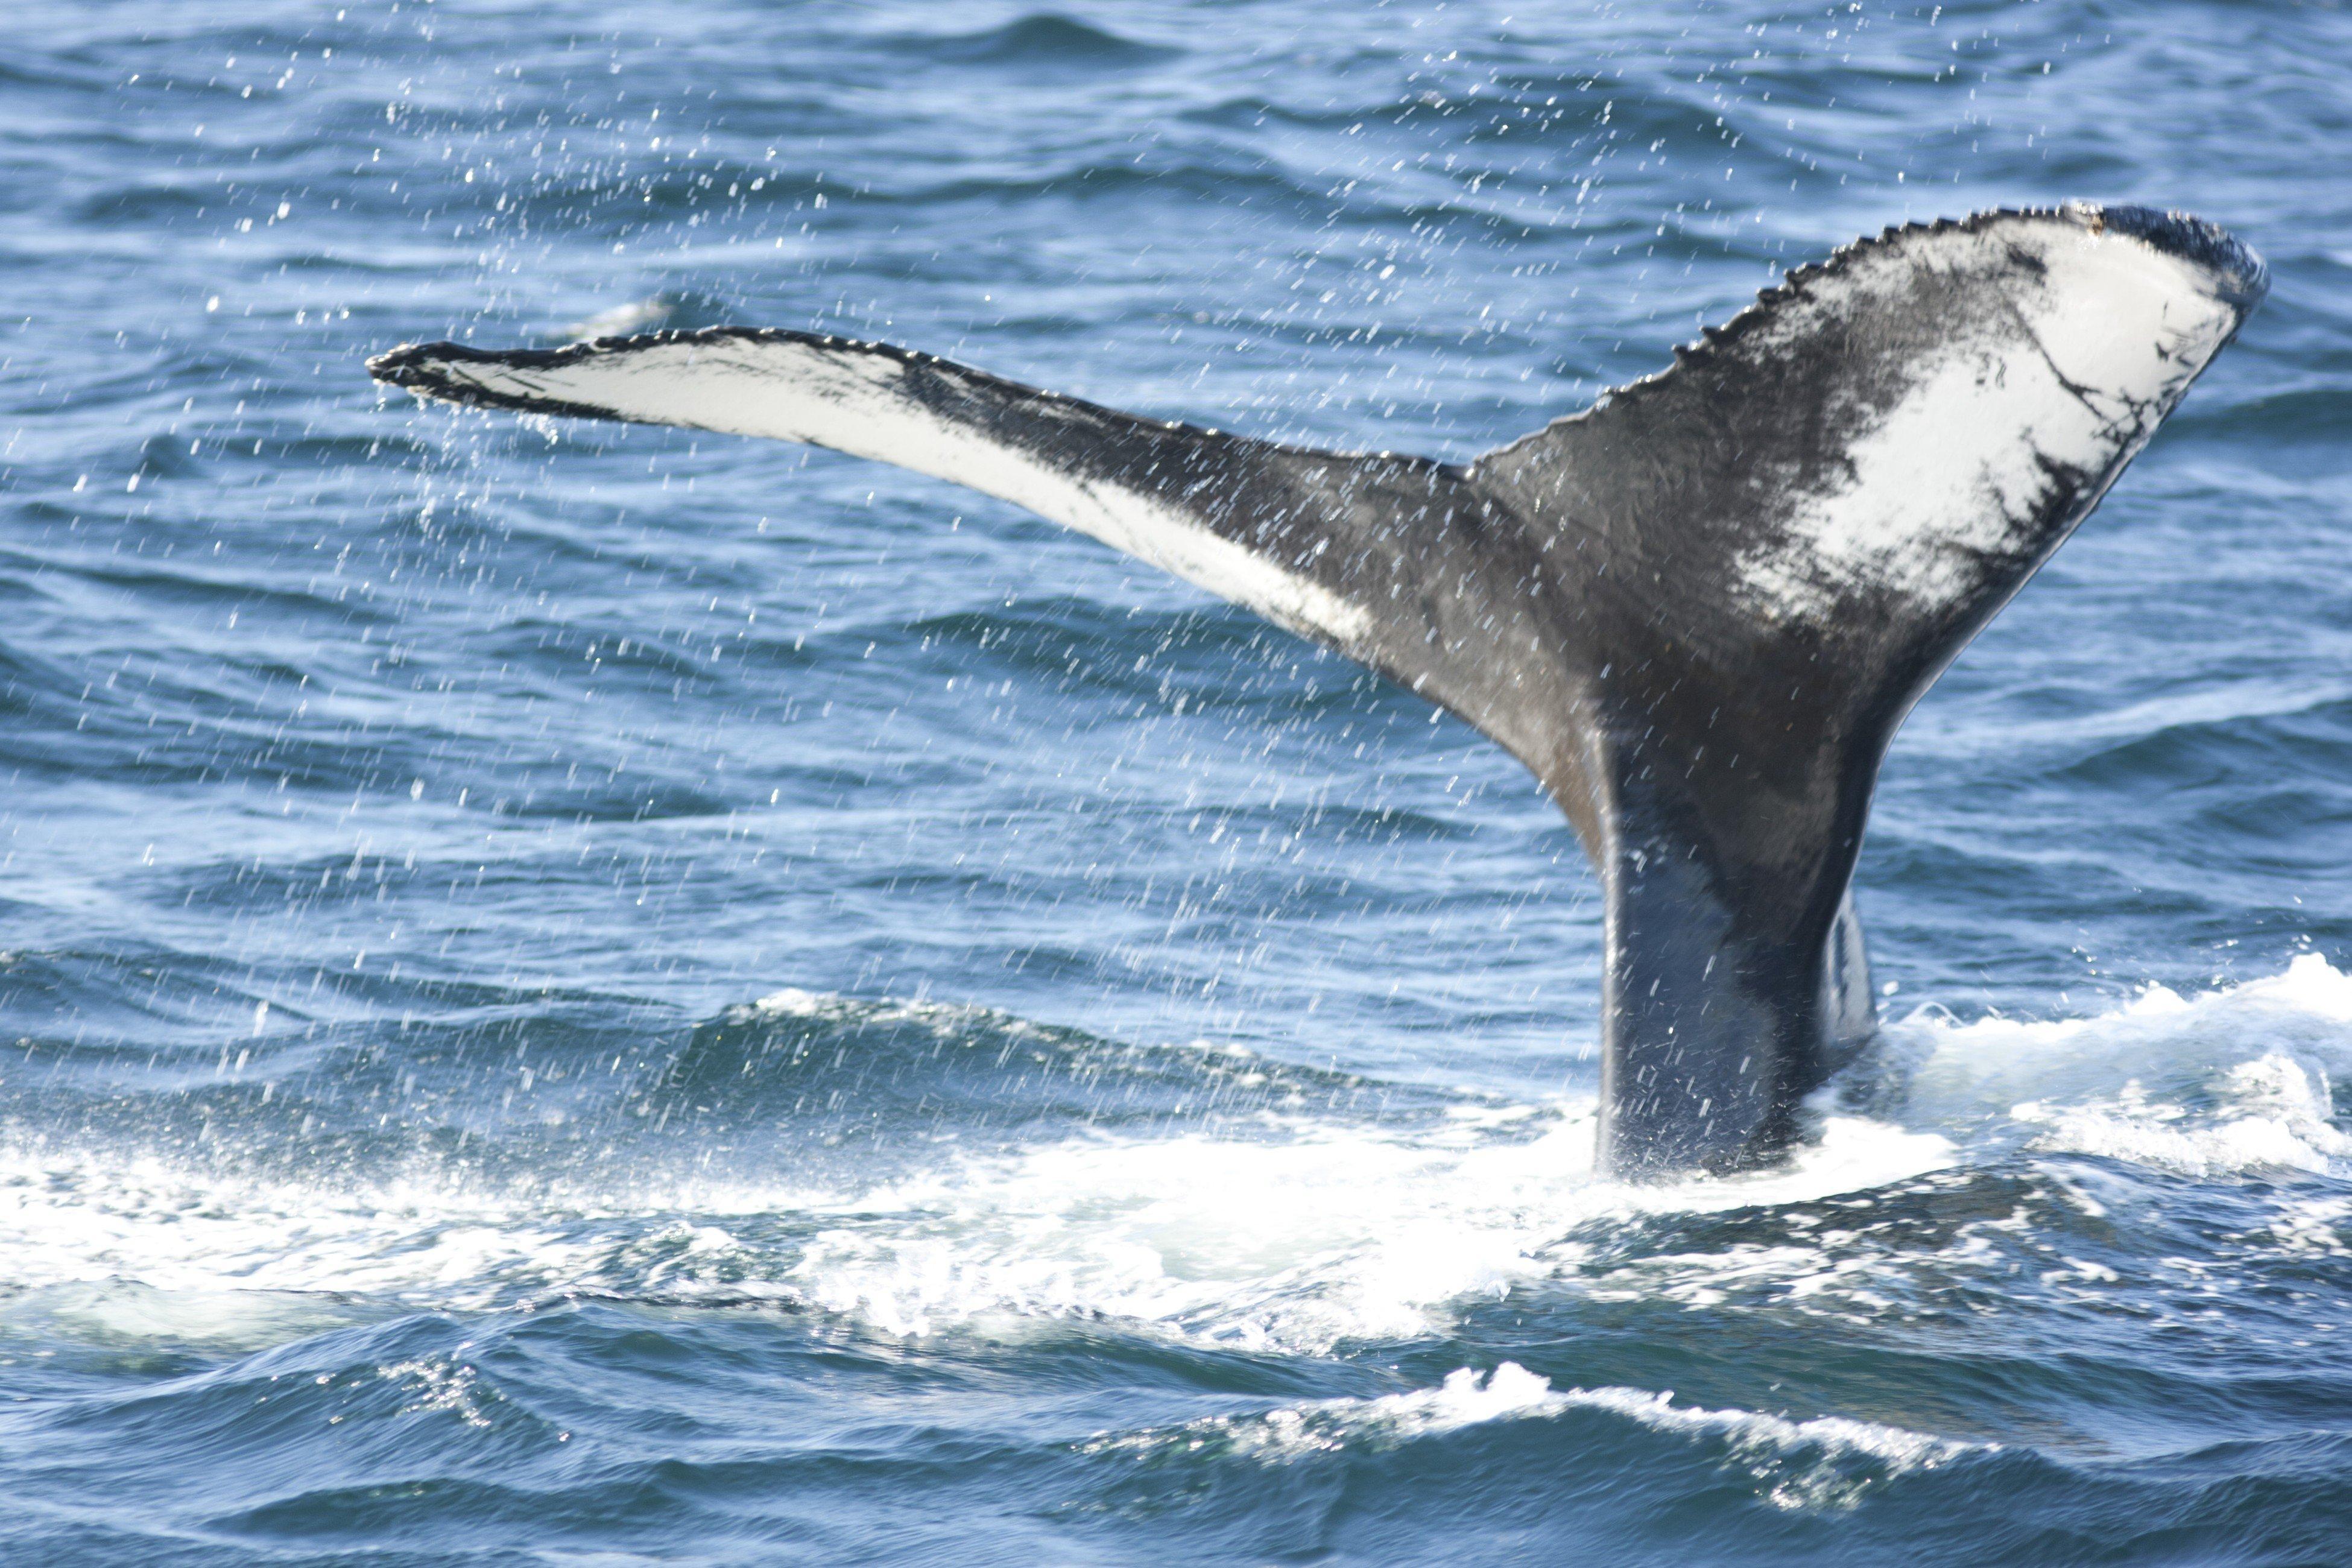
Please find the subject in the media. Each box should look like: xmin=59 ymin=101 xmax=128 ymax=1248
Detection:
xmin=371 ymin=204 xmax=2266 ymax=1177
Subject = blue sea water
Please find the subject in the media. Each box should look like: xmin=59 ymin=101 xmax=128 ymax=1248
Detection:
xmin=2 ymin=0 xmax=2350 ymax=1560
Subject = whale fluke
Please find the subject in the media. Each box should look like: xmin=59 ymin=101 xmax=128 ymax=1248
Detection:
xmin=370 ymin=204 xmax=2265 ymax=1175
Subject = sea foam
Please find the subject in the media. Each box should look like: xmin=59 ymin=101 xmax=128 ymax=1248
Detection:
xmin=1086 ymin=1361 xmax=1987 ymax=1511
xmin=1 ymin=960 xmax=2346 ymax=1353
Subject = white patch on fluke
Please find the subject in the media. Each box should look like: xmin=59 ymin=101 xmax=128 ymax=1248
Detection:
xmin=1739 ymin=212 xmax=2246 ymax=619
xmin=416 ymin=335 xmax=1373 ymax=647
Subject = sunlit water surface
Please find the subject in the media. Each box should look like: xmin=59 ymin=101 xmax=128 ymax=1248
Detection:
xmin=4 ymin=1 xmax=2351 ymax=1561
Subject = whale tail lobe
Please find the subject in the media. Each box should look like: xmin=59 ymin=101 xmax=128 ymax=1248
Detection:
xmin=370 ymin=204 xmax=2265 ymax=1174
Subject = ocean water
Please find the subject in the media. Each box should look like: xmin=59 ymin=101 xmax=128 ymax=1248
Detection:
xmin=2 ymin=0 xmax=2349 ymax=1561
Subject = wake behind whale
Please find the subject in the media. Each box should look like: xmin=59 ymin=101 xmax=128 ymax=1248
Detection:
xmin=370 ymin=203 xmax=2266 ymax=1176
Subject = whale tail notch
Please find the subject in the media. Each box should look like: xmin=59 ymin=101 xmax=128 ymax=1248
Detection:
xmin=369 ymin=203 xmax=2265 ymax=1175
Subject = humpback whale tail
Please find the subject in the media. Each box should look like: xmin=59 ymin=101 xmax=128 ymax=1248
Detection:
xmin=370 ymin=204 xmax=2265 ymax=1176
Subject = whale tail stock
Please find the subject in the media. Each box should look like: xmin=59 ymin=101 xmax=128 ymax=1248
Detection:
xmin=369 ymin=204 xmax=2265 ymax=1176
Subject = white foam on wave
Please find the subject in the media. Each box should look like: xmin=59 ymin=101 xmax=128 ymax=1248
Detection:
xmin=0 ymin=1106 xmax=1953 ymax=1353
xmin=1884 ymin=951 xmax=2352 ymax=1177
xmin=4 ymin=958 xmax=2347 ymax=1352
xmin=1552 ymin=1377 xmax=1987 ymax=1510
xmin=2265 ymin=1193 xmax=2352 ymax=1258
xmin=560 ymin=297 xmax=674 ymax=342
xmin=0 ymin=1146 xmax=603 ymax=1340
xmin=782 ymin=1110 xmax=1953 ymax=1349
xmin=1086 ymin=1361 xmax=1984 ymax=1510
